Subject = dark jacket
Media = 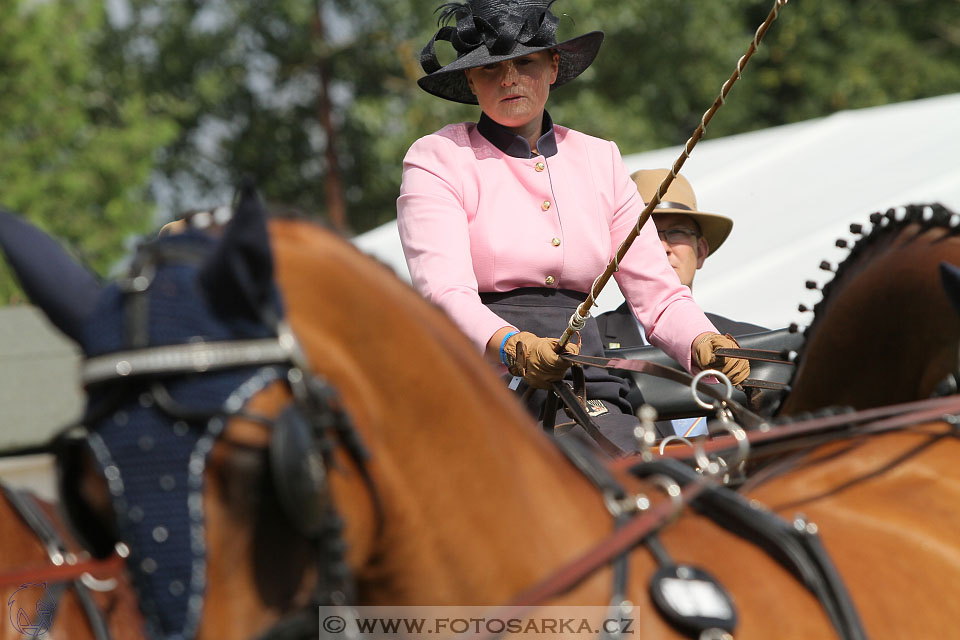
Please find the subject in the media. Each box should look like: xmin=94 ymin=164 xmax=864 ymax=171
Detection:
xmin=595 ymin=302 xmax=767 ymax=351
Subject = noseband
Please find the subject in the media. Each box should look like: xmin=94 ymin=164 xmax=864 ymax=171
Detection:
xmin=69 ymin=236 xmax=375 ymax=640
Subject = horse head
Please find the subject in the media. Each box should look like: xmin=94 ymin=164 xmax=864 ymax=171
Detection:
xmin=780 ymin=203 xmax=960 ymax=415
xmin=3 ymin=187 xmax=651 ymax=638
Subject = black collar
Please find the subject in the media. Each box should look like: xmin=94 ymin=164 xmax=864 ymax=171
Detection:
xmin=477 ymin=111 xmax=558 ymax=158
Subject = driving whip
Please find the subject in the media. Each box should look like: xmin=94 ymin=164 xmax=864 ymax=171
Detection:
xmin=558 ymin=0 xmax=790 ymax=347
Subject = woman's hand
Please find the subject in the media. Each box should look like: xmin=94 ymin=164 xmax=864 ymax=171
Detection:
xmin=692 ymin=332 xmax=750 ymax=386
xmin=503 ymin=331 xmax=580 ymax=389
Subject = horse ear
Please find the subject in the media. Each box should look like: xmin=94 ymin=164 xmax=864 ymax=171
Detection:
xmin=0 ymin=209 xmax=102 ymax=343
xmin=940 ymin=262 xmax=960 ymax=319
xmin=197 ymin=181 xmax=275 ymax=323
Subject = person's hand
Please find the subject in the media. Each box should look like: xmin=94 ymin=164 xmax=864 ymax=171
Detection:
xmin=503 ymin=331 xmax=580 ymax=389
xmin=693 ymin=333 xmax=750 ymax=386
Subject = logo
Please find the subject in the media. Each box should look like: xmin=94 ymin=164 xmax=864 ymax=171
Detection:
xmin=585 ymin=399 xmax=609 ymax=418
xmin=8 ymin=583 xmax=56 ymax=637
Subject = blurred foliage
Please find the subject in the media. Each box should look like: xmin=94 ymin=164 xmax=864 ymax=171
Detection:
xmin=0 ymin=0 xmax=176 ymax=303
xmin=2 ymin=0 xmax=960 ymax=303
xmin=102 ymin=0 xmax=960 ymax=232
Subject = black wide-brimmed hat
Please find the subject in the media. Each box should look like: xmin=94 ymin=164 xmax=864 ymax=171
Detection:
xmin=418 ymin=0 xmax=604 ymax=105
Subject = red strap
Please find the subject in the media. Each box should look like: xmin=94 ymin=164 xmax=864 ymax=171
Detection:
xmin=479 ymin=480 xmax=709 ymax=623
xmin=0 ymin=553 xmax=125 ymax=589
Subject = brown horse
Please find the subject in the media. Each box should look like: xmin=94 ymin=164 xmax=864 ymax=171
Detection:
xmin=739 ymin=418 xmax=960 ymax=640
xmin=0 ymin=485 xmax=143 ymax=639
xmin=707 ymin=203 xmax=960 ymax=638
xmin=779 ymin=203 xmax=960 ymax=415
xmin=5 ymin=196 xmax=960 ymax=638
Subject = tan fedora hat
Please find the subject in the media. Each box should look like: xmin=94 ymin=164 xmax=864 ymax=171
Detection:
xmin=631 ymin=168 xmax=733 ymax=255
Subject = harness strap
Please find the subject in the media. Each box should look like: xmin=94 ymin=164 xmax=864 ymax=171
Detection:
xmin=625 ymin=394 xmax=960 ymax=471
xmin=0 ymin=485 xmax=120 ymax=639
xmin=0 ymin=554 xmax=126 ymax=590
xmin=544 ymin=418 xmax=637 ymax=620
xmin=631 ymin=459 xmax=867 ymax=640
xmin=550 ymin=417 xmax=632 ymax=497
xmin=742 ymin=379 xmax=789 ymax=391
xmin=712 ymin=347 xmax=795 ymax=364
xmin=120 ymin=242 xmax=209 ymax=349
xmin=550 ymin=380 xmax=628 ymax=458
xmin=563 ymin=354 xmax=768 ymax=429
xmin=480 ymin=439 xmax=866 ymax=640
xmin=82 ymin=338 xmax=292 ymax=386
xmin=464 ymin=478 xmax=708 ymax=640
xmin=498 ymin=481 xmax=709 ymax=610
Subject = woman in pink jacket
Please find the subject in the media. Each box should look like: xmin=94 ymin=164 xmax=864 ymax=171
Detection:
xmin=397 ymin=0 xmax=747 ymax=451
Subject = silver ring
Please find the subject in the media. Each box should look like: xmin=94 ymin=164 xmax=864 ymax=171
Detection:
xmin=659 ymin=435 xmax=694 ymax=455
xmin=691 ymin=369 xmax=733 ymax=411
xmin=712 ymin=420 xmax=750 ymax=468
xmin=646 ymin=474 xmax=684 ymax=523
xmin=694 ymin=442 xmax=726 ymax=478
xmin=694 ymin=421 xmax=749 ymax=479
xmin=603 ymin=490 xmax=651 ymax=518
xmin=603 ymin=490 xmax=625 ymax=518
xmin=80 ymin=573 xmax=118 ymax=592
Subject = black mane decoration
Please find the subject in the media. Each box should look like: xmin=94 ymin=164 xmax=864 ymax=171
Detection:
xmin=779 ymin=202 xmax=960 ymax=416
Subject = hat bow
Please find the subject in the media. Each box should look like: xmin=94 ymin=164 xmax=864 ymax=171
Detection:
xmin=421 ymin=1 xmax=559 ymax=73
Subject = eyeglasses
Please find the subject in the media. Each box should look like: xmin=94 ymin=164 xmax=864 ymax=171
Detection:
xmin=657 ymin=228 xmax=700 ymax=245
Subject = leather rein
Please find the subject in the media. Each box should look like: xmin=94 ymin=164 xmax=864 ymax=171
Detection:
xmin=0 ymin=482 xmax=127 ymax=640
xmin=570 ymin=353 xmax=960 ymax=475
xmin=0 ymin=443 xmax=127 ymax=590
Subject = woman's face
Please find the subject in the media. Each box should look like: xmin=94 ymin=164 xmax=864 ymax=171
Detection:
xmin=464 ymin=50 xmax=560 ymax=131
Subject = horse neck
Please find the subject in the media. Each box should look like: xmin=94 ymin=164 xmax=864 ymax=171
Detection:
xmin=782 ymin=222 xmax=960 ymax=415
xmin=270 ymin=220 xmax=615 ymax=604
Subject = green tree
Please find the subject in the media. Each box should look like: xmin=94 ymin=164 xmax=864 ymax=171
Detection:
xmin=90 ymin=0 xmax=960 ymax=237
xmin=546 ymin=0 xmax=960 ymax=148
xmin=94 ymin=0 xmax=338 ymax=225
xmin=0 ymin=0 xmax=177 ymax=304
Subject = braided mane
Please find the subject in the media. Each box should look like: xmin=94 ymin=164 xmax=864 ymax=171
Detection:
xmin=779 ymin=202 xmax=960 ymax=416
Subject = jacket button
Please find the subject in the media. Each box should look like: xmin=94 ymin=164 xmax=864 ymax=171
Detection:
xmin=535 ymin=162 xmax=545 ymax=172
xmin=551 ymin=237 xmax=561 ymax=246
xmin=545 ymin=275 xmax=556 ymax=285
xmin=541 ymin=200 xmax=551 ymax=211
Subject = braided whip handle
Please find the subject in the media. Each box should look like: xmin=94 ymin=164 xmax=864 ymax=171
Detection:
xmin=557 ymin=0 xmax=790 ymax=349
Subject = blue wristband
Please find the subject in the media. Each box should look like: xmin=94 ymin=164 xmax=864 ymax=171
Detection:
xmin=499 ymin=330 xmax=520 ymax=366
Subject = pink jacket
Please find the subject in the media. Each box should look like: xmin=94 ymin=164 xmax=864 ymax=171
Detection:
xmin=397 ymin=118 xmax=716 ymax=371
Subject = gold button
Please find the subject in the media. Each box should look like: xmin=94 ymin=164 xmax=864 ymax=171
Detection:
xmin=551 ymin=237 xmax=561 ymax=246
xmin=535 ymin=162 xmax=545 ymax=172
xmin=541 ymin=200 xmax=551 ymax=211
xmin=545 ymin=275 xmax=556 ymax=285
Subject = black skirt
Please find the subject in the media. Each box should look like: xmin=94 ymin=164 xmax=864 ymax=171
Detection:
xmin=480 ymin=288 xmax=646 ymax=453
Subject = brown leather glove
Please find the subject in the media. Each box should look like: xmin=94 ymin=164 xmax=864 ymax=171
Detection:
xmin=693 ymin=333 xmax=750 ymax=386
xmin=503 ymin=331 xmax=580 ymax=390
